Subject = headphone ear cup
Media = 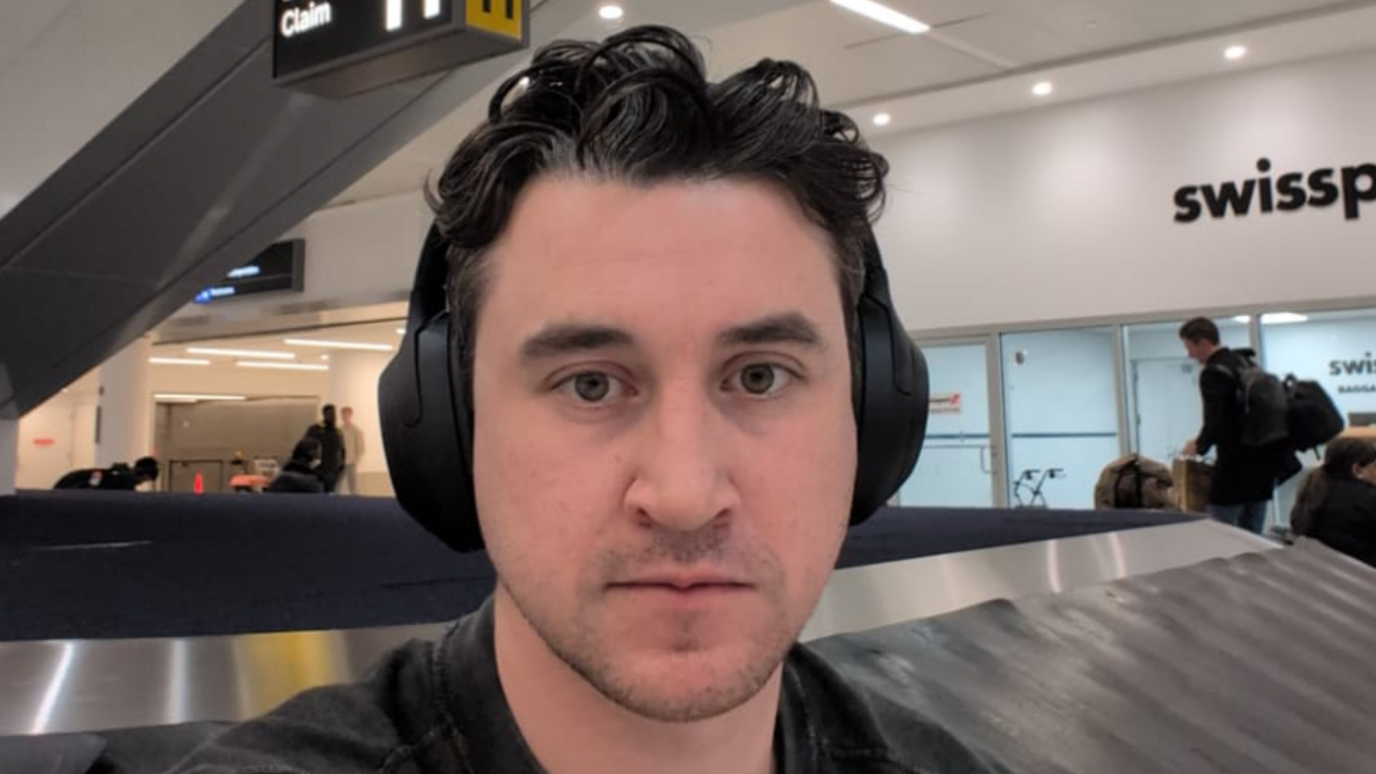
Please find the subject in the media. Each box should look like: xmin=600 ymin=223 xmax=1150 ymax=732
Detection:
xmin=378 ymin=226 xmax=485 ymax=552
xmin=379 ymin=314 xmax=484 ymax=551
xmin=849 ymin=272 xmax=930 ymax=524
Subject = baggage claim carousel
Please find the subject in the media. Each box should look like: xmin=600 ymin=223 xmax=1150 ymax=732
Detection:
xmin=2 ymin=491 xmax=1374 ymax=773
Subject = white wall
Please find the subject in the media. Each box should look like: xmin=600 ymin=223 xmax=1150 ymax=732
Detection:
xmin=95 ymin=337 xmax=153 ymax=468
xmin=148 ymin=363 xmax=327 ymax=397
xmin=16 ymin=395 xmax=77 ymax=489
xmin=14 ymin=389 xmax=102 ymax=489
xmin=874 ymin=47 xmax=1376 ymax=334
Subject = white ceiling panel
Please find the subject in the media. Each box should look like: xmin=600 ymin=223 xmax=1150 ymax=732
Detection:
xmin=702 ymin=2 xmax=1005 ymax=106
xmin=0 ymin=0 xmax=240 ymax=218
xmin=0 ymin=0 xmax=82 ymax=81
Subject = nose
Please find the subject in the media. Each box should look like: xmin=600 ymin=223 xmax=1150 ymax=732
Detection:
xmin=622 ymin=380 xmax=740 ymax=532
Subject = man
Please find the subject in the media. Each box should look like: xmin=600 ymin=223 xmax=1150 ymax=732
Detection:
xmin=170 ymin=26 xmax=990 ymax=773
xmin=303 ymin=403 xmax=345 ymax=493
xmin=264 ymin=438 xmax=326 ymax=494
xmin=1179 ymin=317 xmax=1285 ymax=533
xmin=338 ymin=405 xmax=366 ymax=495
xmin=54 ymin=455 xmax=159 ymax=491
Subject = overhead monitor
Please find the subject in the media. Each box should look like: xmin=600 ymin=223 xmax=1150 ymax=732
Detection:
xmin=273 ymin=0 xmax=528 ymax=97
xmin=194 ymin=240 xmax=305 ymax=304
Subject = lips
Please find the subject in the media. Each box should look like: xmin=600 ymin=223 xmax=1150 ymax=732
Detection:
xmin=610 ymin=570 xmax=751 ymax=591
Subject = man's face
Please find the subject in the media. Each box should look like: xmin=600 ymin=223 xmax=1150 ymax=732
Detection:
xmin=341 ymin=408 xmax=353 ymax=424
xmin=471 ymin=177 xmax=856 ymax=722
xmin=1182 ymin=338 xmax=1209 ymax=365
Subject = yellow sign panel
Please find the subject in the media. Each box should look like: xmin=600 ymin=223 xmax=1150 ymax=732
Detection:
xmin=467 ymin=0 xmax=522 ymax=39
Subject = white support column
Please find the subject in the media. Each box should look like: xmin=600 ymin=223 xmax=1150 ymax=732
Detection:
xmin=326 ymin=350 xmax=393 ymax=492
xmin=0 ymin=417 xmax=17 ymax=495
xmin=96 ymin=336 xmax=154 ymax=467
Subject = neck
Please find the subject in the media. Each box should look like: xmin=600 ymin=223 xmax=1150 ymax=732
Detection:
xmin=492 ymin=587 xmax=779 ymax=774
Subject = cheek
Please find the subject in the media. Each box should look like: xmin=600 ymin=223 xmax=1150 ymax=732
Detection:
xmin=746 ymin=408 xmax=856 ymax=589
xmin=472 ymin=407 xmax=615 ymax=565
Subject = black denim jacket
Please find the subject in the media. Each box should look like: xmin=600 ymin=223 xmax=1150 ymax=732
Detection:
xmin=168 ymin=599 xmax=999 ymax=773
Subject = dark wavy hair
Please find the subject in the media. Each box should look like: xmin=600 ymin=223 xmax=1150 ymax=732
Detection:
xmin=1178 ymin=317 xmax=1220 ymax=345
xmin=428 ymin=25 xmax=888 ymax=376
xmin=1290 ymin=437 xmax=1376 ymax=535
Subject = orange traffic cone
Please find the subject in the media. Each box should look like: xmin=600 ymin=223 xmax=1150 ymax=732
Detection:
xmin=193 ymin=472 xmax=204 ymax=494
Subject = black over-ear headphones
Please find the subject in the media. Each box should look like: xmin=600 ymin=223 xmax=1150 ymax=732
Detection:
xmin=379 ymin=222 xmax=929 ymax=552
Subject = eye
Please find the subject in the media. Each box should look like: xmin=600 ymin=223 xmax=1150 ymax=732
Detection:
xmin=730 ymin=363 xmax=793 ymax=396
xmin=557 ymin=371 xmax=625 ymax=404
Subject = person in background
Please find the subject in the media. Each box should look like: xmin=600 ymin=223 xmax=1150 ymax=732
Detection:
xmin=54 ymin=455 xmax=159 ymax=491
xmin=1179 ymin=317 xmax=1288 ymax=533
xmin=338 ymin=405 xmax=366 ymax=495
xmin=1290 ymin=436 xmax=1376 ymax=566
xmin=265 ymin=438 xmax=325 ymax=494
xmin=303 ymin=403 xmax=345 ymax=493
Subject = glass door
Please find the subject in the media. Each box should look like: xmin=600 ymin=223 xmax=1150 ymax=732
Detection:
xmin=1001 ymin=327 xmax=1121 ymax=510
xmin=897 ymin=340 xmax=999 ymax=507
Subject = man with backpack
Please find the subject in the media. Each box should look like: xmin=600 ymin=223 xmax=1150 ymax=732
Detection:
xmin=1179 ymin=317 xmax=1297 ymax=533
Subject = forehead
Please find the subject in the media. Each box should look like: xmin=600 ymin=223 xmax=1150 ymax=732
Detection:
xmin=477 ymin=176 xmax=844 ymax=346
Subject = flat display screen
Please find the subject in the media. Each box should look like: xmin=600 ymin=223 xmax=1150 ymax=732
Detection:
xmin=194 ymin=240 xmax=305 ymax=304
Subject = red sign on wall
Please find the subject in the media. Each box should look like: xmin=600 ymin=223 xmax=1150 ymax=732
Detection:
xmin=32 ymin=438 xmax=56 ymax=447
xmin=930 ymin=393 xmax=962 ymax=415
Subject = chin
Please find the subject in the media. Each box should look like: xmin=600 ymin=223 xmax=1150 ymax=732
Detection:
xmin=596 ymin=647 xmax=785 ymax=723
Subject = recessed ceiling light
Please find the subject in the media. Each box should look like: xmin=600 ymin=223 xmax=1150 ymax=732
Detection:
xmin=1260 ymin=312 xmax=1308 ymax=325
xmin=1225 ymin=45 xmax=1247 ymax=61
xmin=237 ymin=361 xmax=330 ymax=371
xmin=283 ymin=338 xmax=395 ymax=352
xmin=1032 ymin=81 xmax=1054 ymax=97
xmin=149 ymin=357 xmax=211 ymax=366
xmin=873 ymin=112 xmax=891 ymax=127
xmin=154 ymin=393 xmax=247 ymax=402
xmin=598 ymin=4 xmax=623 ymax=20
xmin=829 ymin=0 xmax=929 ymax=34
xmin=187 ymin=346 xmax=294 ymax=360
xmin=396 ymin=327 xmax=407 ymax=335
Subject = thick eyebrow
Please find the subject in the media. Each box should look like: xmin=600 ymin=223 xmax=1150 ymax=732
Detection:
xmin=519 ymin=324 xmax=635 ymax=363
xmin=717 ymin=312 xmax=826 ymax=351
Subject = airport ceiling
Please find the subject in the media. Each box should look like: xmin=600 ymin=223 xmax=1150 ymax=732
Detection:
xmin=3 ymin=0 xmax=1376 ymax=221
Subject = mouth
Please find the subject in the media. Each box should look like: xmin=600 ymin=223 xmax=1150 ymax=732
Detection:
xmin=609 ymin=571 xmax=753 ymax=594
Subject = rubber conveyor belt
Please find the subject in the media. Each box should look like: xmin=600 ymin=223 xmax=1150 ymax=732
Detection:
xmin=4 ymin=536 xmax=1372 ymax=773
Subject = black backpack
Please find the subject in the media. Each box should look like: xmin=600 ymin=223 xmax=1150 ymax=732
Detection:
xmin=1283 ymin=375 xmax=1344 ymax=451
xmin=1213 ymin=355 xmax=1289 ymax=447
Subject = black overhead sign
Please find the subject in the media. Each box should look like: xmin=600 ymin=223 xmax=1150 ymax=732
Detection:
xmin=194 ymin=240 xmax=305 ymax=304
xmin=273 ymin=0 xmax=528 ymax=98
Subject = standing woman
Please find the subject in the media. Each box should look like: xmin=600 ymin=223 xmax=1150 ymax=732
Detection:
xmin=1290 ymin=436 xmax=1376 ymax=566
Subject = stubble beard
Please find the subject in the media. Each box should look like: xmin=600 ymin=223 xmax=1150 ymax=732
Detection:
xmin=500 ymin=535 xmax=799 ymax=722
